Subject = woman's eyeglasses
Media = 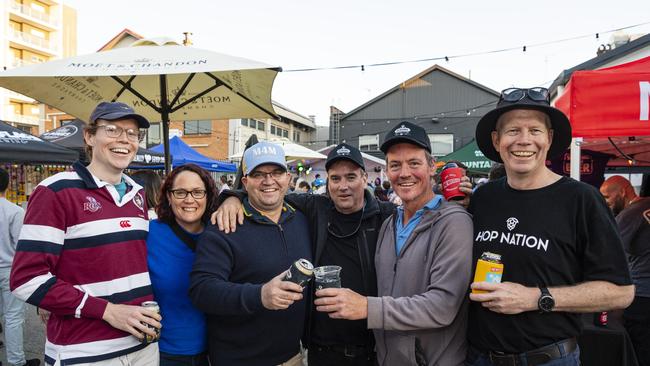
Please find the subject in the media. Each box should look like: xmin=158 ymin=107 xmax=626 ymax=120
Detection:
xmin=97 ymin=124 xmax=146 ymax=142
xmin=169 ymin=189 xmax=207 ymax=199
xmin=499 ymin=87 xmax=550 ymax=104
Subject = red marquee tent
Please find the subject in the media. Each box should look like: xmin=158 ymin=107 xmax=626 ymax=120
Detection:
xmin=555 ymin=55 xmax=650 ymax=167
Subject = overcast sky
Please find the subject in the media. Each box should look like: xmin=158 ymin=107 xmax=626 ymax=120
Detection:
xmin=65 ymin=0 xmax=650 ymax=125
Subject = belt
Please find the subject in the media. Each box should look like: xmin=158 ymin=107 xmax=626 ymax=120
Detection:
xmin=488 ymin=338 xmax=577 ymax=366
xmin=312 ymin=343 xmax=371 ymax=358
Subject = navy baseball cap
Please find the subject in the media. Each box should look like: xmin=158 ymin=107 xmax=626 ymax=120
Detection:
xmin=326 ymin=143 xmax=365 ymax=171
xmin=242 ymin=141 xmax=287 ymax=175
xmin=380 ymin=121 xmax=431 ymax=154
xmin=89 ymin=102 xmax=150 ymax=128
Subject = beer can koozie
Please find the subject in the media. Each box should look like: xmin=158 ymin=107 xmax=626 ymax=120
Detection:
xmin=283 ymin=259 xmax=314 ymax=287
xmin=141 ymin=301 xmax=160 ymax=344
xmin=472 ymin=252 xmax=504 ymax=294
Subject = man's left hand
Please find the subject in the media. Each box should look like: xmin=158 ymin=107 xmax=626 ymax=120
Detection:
xmin=469 ymin=282 xmax=540 ymax=314
xmin=314 ymin=288 xmax=368 ymax=320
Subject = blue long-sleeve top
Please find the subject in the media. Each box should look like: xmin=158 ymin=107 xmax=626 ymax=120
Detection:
xmin=189 ymin=199 xmax=312 ymax=365
xmin=147 ymin=219 xmax=207 ymax=355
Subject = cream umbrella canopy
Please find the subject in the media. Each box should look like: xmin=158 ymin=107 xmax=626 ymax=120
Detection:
xmin=0 ymin=38 xmax=280 ymax=173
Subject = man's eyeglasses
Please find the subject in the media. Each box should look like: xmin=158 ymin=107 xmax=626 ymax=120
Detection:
xmin=169 ymin=189 xmax=207 ymax=199
xmin=499 ymin=87 xmax=550 ymax=104
xmin=247 ymin=169 xmax=286 ymax=180
xmin=97 ymin=125 xmax=146 ymax=142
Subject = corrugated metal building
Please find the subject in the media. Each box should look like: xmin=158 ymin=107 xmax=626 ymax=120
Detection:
xmin=334 ymin=64 xmax=499 ymax=158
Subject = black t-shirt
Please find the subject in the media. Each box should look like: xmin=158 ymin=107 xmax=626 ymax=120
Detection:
xmin=312 ymin=207 xmax=370 ymax=346
xmin=617 ymin=198 xmax=650 ymax=297
xmin=468 ymin=177 xmax=632 ymax=353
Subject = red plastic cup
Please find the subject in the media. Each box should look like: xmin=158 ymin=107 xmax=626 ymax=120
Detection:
xmin=440 ymin=167 xmax=465 ymax=200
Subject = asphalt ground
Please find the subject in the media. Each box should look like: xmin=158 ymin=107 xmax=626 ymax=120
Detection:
xmin=0 ymin=304 xmax=46 ymax=365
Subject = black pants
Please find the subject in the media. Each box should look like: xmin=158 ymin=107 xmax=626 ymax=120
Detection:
xmin=160 ymin=351 xmax=209 ymax=366
xmin=624 ymin=296 xmax=650 ymax=366
xmin=308 ymin=344 xmax=375 ymax=366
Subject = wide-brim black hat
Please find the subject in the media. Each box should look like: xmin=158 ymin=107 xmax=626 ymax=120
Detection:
xmin=475 ymin=97 xmax=572 ymax=163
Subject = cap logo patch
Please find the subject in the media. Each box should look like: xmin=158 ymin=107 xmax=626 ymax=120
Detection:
xmin=251 ymin=146 xmax=277 ymax=156
xmin=394 ymin=125 xmax=411 ymax=136
xmin=336 ymin=147 xmax=351 ymax=155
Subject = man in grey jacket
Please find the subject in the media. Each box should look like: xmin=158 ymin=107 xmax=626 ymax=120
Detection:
xmin=315 ymin=121 xmax=474 ymax=366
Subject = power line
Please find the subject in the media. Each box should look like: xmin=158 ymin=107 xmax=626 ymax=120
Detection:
xmin=284 ymin=21 xmax=650 ymax=73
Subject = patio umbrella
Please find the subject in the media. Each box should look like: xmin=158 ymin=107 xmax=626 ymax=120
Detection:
xmin=229 ymin=140 xmax=327 ymax=161
xmin=0 ymin=38 xmax=280 ymax=173
xmin=0 ymin=120 xmax=78 ymax=164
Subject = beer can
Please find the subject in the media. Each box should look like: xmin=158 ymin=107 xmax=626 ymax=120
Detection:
xmin=283 ymin=259 xmax=314 ymax=287
xmin=472 ymin=252 xmax=504 ymax=294
xmin=141 ymin=301 xmax=160 ymax=344
xmin=594 ymin=311 xmax=608 ymax=327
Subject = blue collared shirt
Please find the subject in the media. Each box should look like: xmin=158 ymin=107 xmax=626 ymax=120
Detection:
xmin=395 ymin=195 xmax=443 ymax=255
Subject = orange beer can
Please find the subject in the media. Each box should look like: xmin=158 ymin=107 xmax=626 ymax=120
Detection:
xmin=472 ymin=252 xmax=503 ymax=294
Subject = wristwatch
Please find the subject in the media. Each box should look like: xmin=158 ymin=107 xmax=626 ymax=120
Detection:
xmin=538 ymin=287 xmax=555 ymax=313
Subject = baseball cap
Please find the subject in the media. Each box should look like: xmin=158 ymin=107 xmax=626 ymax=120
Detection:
xmin=89 ymin=102 xmax=150 ymax=128
xmin=380 ymin=121 xmax=431 ymax=154
xmin=326 ymin=143 xmax=365 ymax=171
xmin=242 ymin=141 xmax=287 ymax=175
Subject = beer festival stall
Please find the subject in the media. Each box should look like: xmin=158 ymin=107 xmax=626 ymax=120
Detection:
xmin=554 ymin=54 xmax=650 ymax=366
xmin=0 ymin=120 xmax=78 ymax=206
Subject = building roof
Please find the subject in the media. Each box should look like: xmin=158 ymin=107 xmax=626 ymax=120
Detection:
xmin=549 ymin=32 xmax=650 ymax=97
xmin=97 ymin=28 xmax=144 ymax=51
xmin=272 ymin=101 xmax=316 ymax=129
xmin=341 ymin=64 xmax=499 ymax=120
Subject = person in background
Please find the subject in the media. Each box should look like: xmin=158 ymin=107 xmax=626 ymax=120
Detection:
xmin=147 ymin=164 xmax=218 ymax=366
xmin=297 ymin=180 xmax=311 ymax=193
xmin=218 ymin=175 xmax=230 ymax=193
xmin=313 ymin=178 xmax=327 ymax=195
xmin=374 ymin=185 xmax=388 ymax=202
xmin=10 ymin=101 xmax=161 ymax=365
xmin=488 ymin=163 xmax=506 ymax=182
xmin=131 ymin=170 xmax=162 ymax=220
xmin=600 ymin=175 xmax=650 ymax=366
xmin=0 ymin=167 xmax=40 ymax=366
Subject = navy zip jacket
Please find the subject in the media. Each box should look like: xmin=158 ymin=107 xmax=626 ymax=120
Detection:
xmin=189 ymin=198 xmax=312 ymax=366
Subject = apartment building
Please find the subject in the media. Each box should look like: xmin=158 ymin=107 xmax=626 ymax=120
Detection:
xmin=0 ymin=0 xmax=76 ymax=134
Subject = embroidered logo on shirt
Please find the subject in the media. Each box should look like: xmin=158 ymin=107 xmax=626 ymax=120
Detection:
xmin=119 ymin=220 xmax=132 ymax=228
xmin=83 ymin=196 xmax=102 ymax=213
xmin=394 ymin=125 xmax=411 ymax=136
xmin=506 ymin=217 xmax=519 ymax=231
xmin=133 ymin=192 xmax=144 ymax=212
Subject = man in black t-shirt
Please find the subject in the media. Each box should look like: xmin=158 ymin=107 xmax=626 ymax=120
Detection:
xmin=214 ymin=143 xmax=395 ymax=365
xmin=601 ymin=175 xmax=650 ymax=366
xmin=466 ymin=87 xmax=634 ymax=366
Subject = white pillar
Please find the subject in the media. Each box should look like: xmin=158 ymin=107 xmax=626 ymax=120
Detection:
xmin=570 ymin=138 xmax=582 ymax=181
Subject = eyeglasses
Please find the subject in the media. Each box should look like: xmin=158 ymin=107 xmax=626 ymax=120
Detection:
xmin=97 ymin=125 xmax=146 ymax=142
xmin=499 ymin=87 xmax=550 ymax=104
xmin=169 ymin=189 xmax=207 ymax=199
xmin=247 ymin=169 xmax=286 ymax=180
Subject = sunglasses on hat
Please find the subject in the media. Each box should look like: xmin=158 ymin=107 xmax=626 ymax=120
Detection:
xmin=499 ymin=87 xmax=550 ymax=104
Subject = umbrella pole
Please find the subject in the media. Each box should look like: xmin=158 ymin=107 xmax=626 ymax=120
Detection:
xmin=160 ymin=75 xmax=172 ymax=175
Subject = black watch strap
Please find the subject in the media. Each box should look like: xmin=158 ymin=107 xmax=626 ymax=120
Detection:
xmin=538 ymin=286 xmax=555 ymax=313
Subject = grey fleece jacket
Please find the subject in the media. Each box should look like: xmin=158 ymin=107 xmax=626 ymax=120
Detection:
xmin=367 ymin=201 xmax=473 ymax=366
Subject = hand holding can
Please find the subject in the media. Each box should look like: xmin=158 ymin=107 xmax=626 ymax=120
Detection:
xmin=140 ymin=301 xmax=161 ymax=344
xmin=283 ymin=259 xmax=314 ymax=288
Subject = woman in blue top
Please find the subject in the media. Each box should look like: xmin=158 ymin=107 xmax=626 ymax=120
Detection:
xmin=147 ymin=164 xmax=218 ymax=366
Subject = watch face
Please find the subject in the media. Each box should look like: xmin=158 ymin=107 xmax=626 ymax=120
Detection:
xmin=539 ymin=295 xmax=555 ymax=312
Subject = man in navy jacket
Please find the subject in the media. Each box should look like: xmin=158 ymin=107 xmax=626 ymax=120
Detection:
xmin=190 ymin=142 xmax=311 ymax=366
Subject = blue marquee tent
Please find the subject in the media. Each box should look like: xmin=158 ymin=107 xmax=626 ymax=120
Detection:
xmin=145 ymin=136 xmax=236 ymax=172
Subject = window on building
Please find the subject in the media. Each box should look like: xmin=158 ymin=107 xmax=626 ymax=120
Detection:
xmin=293 ymin=131 xmax=301 ymax=142
xmin=270 ymin=125 xmax=276 ymax=135
xmin=15 ymin=124 xmax=32 ymax=134
xmin=146 ymin=122 xmax=161 ymax=148
xmin=271 ymin=125 xmax=288 ymax=137
xmin=240 ymin=118 xmax=249 ymax=127
xmin=59 ymin=119 xmax=74 ymax=126
xmin=428 ymin=134 xmax=454 ymax=156
xmin=282 ymin=129 xmax=288 ymax=138
xmin=257 ymin=121 xmax=265 ymax=131
xmin=359 ymin=134 xmax=379 ymax=151
xmin=30 ymin=28 xmax=45 ymax=39
xmin=184 ymin=120 xmax=212 ymax=135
